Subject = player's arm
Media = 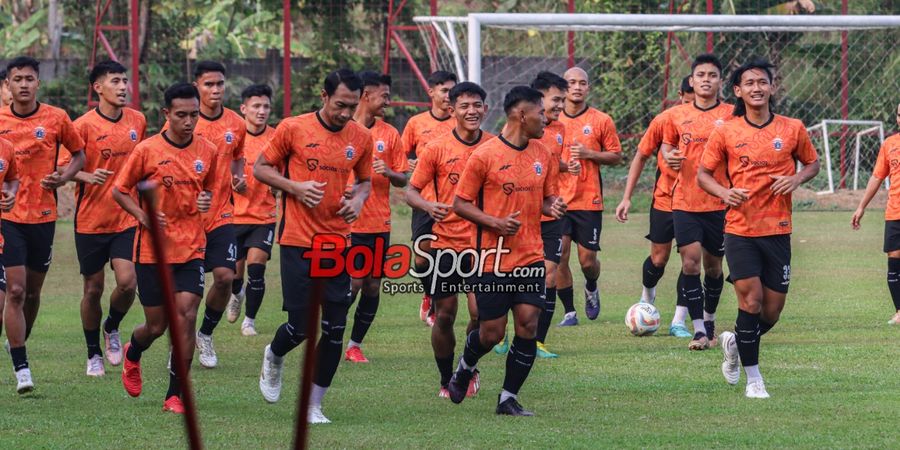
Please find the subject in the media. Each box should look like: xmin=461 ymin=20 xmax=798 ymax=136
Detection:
xmin=658 ymin=142 xmax=685 ymax=171
xmin=44 ymin=117 xmax=87 ymax=189
xmin=0 ymin=179 xmax=19 ymax=212
xmin=541 ymin=158 xmax=566 ymax=219
xmin=852 ymin=174 xmax=884 ymax=230
xmin=405 ymin=148 xmax=449 ymax=220
xmin=254 ymin=126 xmax=327 ymax=208
xmin=616 ymin=151 xmax=651 ymax=223
xmin=112 ymin=148 xmax=154 ymax=227
xmin=374 ymin=158 xmax=407 ymax=188
xmin=338 ymin=141 xmax=374 ymax=223
xmin=570 ymin=141 xmax=622 ymax=166
xmin=698 ymin=131 xmax=749 ymax=207
xmin=770 ymin=159 xmax=819 ymax=196
xmin=452 ymin=153 xmax=521 ymax=236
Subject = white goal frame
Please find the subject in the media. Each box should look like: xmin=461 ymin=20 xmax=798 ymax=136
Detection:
xmin=806 ymin=120 xmax=885 ymax=195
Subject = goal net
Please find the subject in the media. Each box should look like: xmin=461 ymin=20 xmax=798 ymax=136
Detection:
xmin=415 ymin=13 xmax=900 ymax=193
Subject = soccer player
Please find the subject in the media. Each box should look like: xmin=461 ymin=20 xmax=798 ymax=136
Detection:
xmin=0 ymin=136 xmax=20 ymax=354
xmin=699 ymin=59 xmax=819 ymax=399
xmin=400 ymin=71 xmax=457 ymax=325
xmin=1 ymin=56 xmax=86 ymax=394
xmin=658 ymin=54 xmax=735 ymax=350
xmin=255 ymin=69 xmax=372 ymax=424
xmin=191 ymin=61 xmax=247 ymax=369
xmin=406 ymin=81 xmax=493 ymax=397
xmin=556 ymin=67 xmax=622 ymax=325
xmin=115 ymin=82 xmax=217 ymax=414
xmin=0 ymin=69 xmax=12 ymax=107
xmin=851 ymin=101 xmax=900 ymax=324
xmin=64 ymin=60 xmax=146 ymax=376
xmin=449 ymin=86 xmax=566 ymax=416
xmin=615 ymin=76 xmax=694 ymax=337
xmin=225 ymin=84 xmax=277 ymax=336
xmin=344 ymin=71 xmax=407 ymax=363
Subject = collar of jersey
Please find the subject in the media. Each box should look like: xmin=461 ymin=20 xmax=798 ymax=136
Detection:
xmin=453 ymin=128 xmax=483 ymax=146
xmin=743 ymin=113 xmax=775 ymax=129
xmin=498 ymin=134 xmax=527 ymax=151
xmin=429 ymin=110 xmax=452 ymax=122
xmin=96 ymin=107 xmax=123 ymax=123
xmin=692 ymin=100 xmax=720 ymax=112
xmin=246 ymin=125 xmax=268 ymax=137
xmin=162 ymin=130 xmax=194 ymax=149
xmin=563 ymin=104 xmax=589 ymax=119
xmin=315 ymin=110 xmax=343 ymax=133
xmin=200 ymin=108 xmax=224 ymax=122
xmin=11 ymin=101 xmax=40 ymax=119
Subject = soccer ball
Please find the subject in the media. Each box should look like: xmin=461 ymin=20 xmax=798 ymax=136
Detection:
xmin=625 ymin=302 xmax=660 ymax=336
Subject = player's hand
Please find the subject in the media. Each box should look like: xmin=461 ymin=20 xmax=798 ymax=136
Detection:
xmin=615 ymin=199 xmax=630 ymax=223
xmin=40 ymin=172 xmax=64 ymax=190
xmin=427 ymin=202 xmax=452 ymax=222
xmin=721 ymin=187 xmax=750 ymax=207
xmin=337 ymin=196 xmax=363 ymax=223
xmin=197 ymin=191 xmax=212 ymax=213
xmin=157 ymin=212 xmax=167 ymax=227
xmin=550 ymin=198 xmax=567 ymax=220
xmin=232 ymin=175 xmax=248 ymax=194
xmin=569 ymin=142 xmax=587 ymax=160
xmin=408 ymin=158 xmax=418 ymax=173
xmin=137 ymin=211 xmax=167 ymax=228
xmin=291 ymin=180 xmax=327 ymax=208
xmin=662 ymin=148 xmax=686 ymax=171
xmin=493 ymin=211 xmax=521 ymax=236
xmin=373 ymin=159 xmax=387 ymax=176
xmin=89 ymin=168 xmax=113 ymax=185
xmin=769 ymin=174 xmax=801 ymax=195
xmin=0 ymin=190 xmax=16 ymax=212
xmin=851 ymin=208 xmax=865 ymax=230
xmin=567 ymin=159 xmax=582 ymax=175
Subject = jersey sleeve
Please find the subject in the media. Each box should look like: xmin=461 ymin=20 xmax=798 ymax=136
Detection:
xmin=114 ymin=145 xmax=145 ymax=194
xmin=353 ymin=134 xmax=374 ymax=182
xmin=793 ymin=123 xmax=819 ymax=165
xmin=600 ymin=115 xmax=622 ymax=153
xmin=543 ymin=149 xmax=560 ymax=198
xmin=5 ymin=145 xmax=18 ymax=181
xmin=203 ymin=147 xmax=219 ymax=192
xmin=399 ymin=120 xmax=417 ymax=159
xmin=60 ymin=114 xmax=86 ymax=155
xmin=262 ymin=124 xmax=293 ymax=166
xmin=409 ymin=142 xmax=438 ymax=190
xmin=138 ymin=115 xmax=148 ymax=142
xmin=661 ymin=113 xmax=680 ymax=148
xmin=233 ymin=127 xmax=246 ymax=161
xmin=637 ymin=117 xmax=663 ymax=157
xmin=874 ymin=141 xmax=890 ymax=179
xmin=389 ymin=130 xmax=409 ymax=173
xmin=455 ymin=150 xmax=488 ymax=202
xmin=700 ymin=128 xmax=727 ymax=172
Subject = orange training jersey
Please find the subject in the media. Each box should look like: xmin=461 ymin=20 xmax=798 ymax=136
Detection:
xmin=194 ymin=108 xmax=246 ymax=232
xmin=409 ymin=129 xmax=494 ymax=250
xmin=262 ymin=112 xmax=373 ymax=248
xmin=538 ymin=120 xmax=566 ymax=221
xmin=114 ymin=133 xmax=218 ymax=264
xmin=0 ymin=138 xmax=19 ymax=253
xmin=637 ymin=109 xmax=677 ymax=212
xmin=351 ymin=119 xmax=407 ymax=234
xmin=873 ymin=134 xmax=900 ymax=221
xmin=700 ymin=114 xmax=818 ymax=237
xmin=558 ymin=106 xmax=621 ymax=211
xmin=662 ymin=102 xmax=735 ymax=212
xmin=456 ymin=136 xmax=559 ymax=273
xmin=68 ymin=108 xmax=147 ymax=234
xmin=0 ymin=103 xmax=85 ymax=223
xmin=400 ymin=110 xmax=456 ymax=159
xmin=234 ymin=125 xmax=278 ymax=224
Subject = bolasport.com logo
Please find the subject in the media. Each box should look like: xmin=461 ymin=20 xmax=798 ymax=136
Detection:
xmin=304 ymin=233 xmax=545 ymax=295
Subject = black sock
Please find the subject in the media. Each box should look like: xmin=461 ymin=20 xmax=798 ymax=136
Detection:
xmin=126 ymin=334 xmax=149 ymax=362
xmin=244 ymin=264 xmax=266 ymax=319
xmin=558 ymin=287 xmax=575 ymax=314
xmin=104 ymin=307 xmax=127 ymax=333
xmin=10 ymin=346 xmax=28 ymax=371
xmin=585 ymin=277 xmax=597 ymax=292
xmin=734 ymin=309 xmax=761 ymax=367
xmin=682 ymin=274 xmax=703 ymax=320
xmin=889 ymin=258 xmax=900 ymax=310
xmin=232 ymin=277 xmax=244 ymax=295
xmin=350 ymin=293 xmax=380 ymax=344
xmin=270 ymin=322 xmax=305 ymax=357
xmin=536 ymin=287 xmax=556 ymax=343
xmin=436 ymin=354 xmax=454 ymax=387
xmin=703 ymin=274 xmax=725 ymax=315
xmin=84 ymin=328 xmax=102 ymax=358
xmin=704 ymin=320 xmax=716 ymax=339
xmin=676 ymin=272 xmax=686 ymax=307
xmin=642 ymin=256 xmax=665 ymax=288
xmin=758 ymin=318 xmax=775 ymax=337
xmin=166 ymin=359 xmax=191 ymax=399
xmin=314 ymin=304 xmax=348 ymax=388
xmin=502 ymin=336 xmax=537 ymax=395
xmin=462 ymin=329 xmax=491 ymax=368
xmin=199 ymin=306 xmax=224 ymax=336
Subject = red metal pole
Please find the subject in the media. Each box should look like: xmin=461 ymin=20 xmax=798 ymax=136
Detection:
xmin=393 ymin=30 xmax=430 ymax=93
xmin=130 ymin=0 xmax=140 ymax=110
xmin=283 ymin=0 xmax=292 ymax=119
xmin=660 ymin=0 xmax=675 ymax=112
xmin=705 ymin=0 xmax=713 ymax=52
xmin=839 ymin=0 xmax=849 ymax=188
xmin=567 ymin=0 xmax=575 ymax=68
xmin=293 ymin=282 xmax=323 ymax=450
xmin=382 ymin=0 xmax=394 ymax=74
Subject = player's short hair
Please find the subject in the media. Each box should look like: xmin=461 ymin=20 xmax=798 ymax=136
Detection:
xmin=730 ymin=58 xmax=776 ymax=117
xmin=358 ymin=70 xmax=392 ymax=89
xmin=164 ymin=82 xmax=200 ymax=108
xmin=530 ymin=71 xmax=568 ymax=92
xmin=241 ymin=84 xmax=273 ymax=103
xmin=503 ymin=86 xmax=543 ymax=115
xmin=323 ymin=68 xmax=363 ymax=96
xmin=691 ymin=53 xmax=723 ymax=74
xmin=427 ymin=71 xmax=457 ymax=87
xmin=194 ymin=61 xmax=226 ymax=79
xmin=89 ymin=60 xmax=128 ymax=85
xmin=680 ymin=75 xmax=694 ymax=94
xmin=0 ymin=69 xmax=7 ymax=80
xmin=6 ymin=56 xmax=40 ymax=76
xmin=449 ymin=82 xmax=487 ymax=104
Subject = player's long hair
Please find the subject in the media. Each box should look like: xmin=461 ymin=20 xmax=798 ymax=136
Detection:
xmin=730 ymin=58 xmax=776 ymax=117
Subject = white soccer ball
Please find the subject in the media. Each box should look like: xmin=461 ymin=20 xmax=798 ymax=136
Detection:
xmin=625 ymin=302 xmax=660 ymax=336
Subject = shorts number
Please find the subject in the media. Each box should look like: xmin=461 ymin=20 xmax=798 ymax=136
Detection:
xmin=783 ymin=265 xmax=791 ymax=281
xmin=228 ymin=243 xmax=237 ymax=262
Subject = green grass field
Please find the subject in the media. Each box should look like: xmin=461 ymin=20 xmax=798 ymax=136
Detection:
xmin=1 ymin=210 xmax=899 ymax=449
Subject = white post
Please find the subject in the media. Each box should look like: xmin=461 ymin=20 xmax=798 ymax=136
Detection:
xmin=467 ymin=15 xmax=482 ymax=85
xmin=854 ymin=133 xmax=861 ymax=190
xmin=821 ymin=121 xmax=835 ymax=194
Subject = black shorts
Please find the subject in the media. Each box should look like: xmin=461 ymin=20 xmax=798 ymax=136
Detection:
xmin=1 ymin=220 xmax=55 ymax=272
xmin=204 ymin=224 xmax=237 ymax=272
xmin=280 ymin=245 xmax=352 ymax=311
xmin=234 ymin=223 xmax=276 ymax=260
xmin=724 ymin=234 xmax=791 ymax=294
xmin=421 ymin=251 xmax=472 ymax=300
xmin=411 ymin=209 xmax=435 ymax=241
xmin=645 ymin=208 xmax=675 ymax=244
xmin=673 ymin=210 xmax=725 ymax=256
xmin=75 ymin=228 xmax=136 ymax=275
xmin=350 ymin=232 xmax=390 ymax=277
xmin=560 ymin=210 xmax=601 ymax=251
xmin=884 ymin=220 xmax=900 ymax=253
xmin=0 ymin=254 xmax=6 ymax=292
xmin=470 ymin=262 xmax=546 ymax=321
xmin=135 ymin=259 xmax=205 ymax=307
xmin=541 ymin=220 xmax=562 ymax=264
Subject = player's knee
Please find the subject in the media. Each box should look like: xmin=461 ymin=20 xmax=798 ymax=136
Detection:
xmin=704 ymin=265 xmax=723 ymax=279
xmin=83 ymin=281 xmax=104 ymax=302
xmin=681 ymin=257 xmax=701 ymax=275
xmin=650 ymin=247 xmax=670 ymax=267
xmin=515 ymin=323 xmax=538 ymax=340
xmin=434 ymin=309 xmax=456 ymax=330
xmin=147 ymin=321 xmax=168 ymax=338
xmin=5 ymin=284 xmax=25 ymax=303
xmin=362 ymin=279 xmax=380 ymax=297
xmin=479 ymin=326 xmax=505 ymax=347
xmin=117 ymin=274 xmax=138 ymax=294
xmin=212 ymin=275 xmax=231 ymax=292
